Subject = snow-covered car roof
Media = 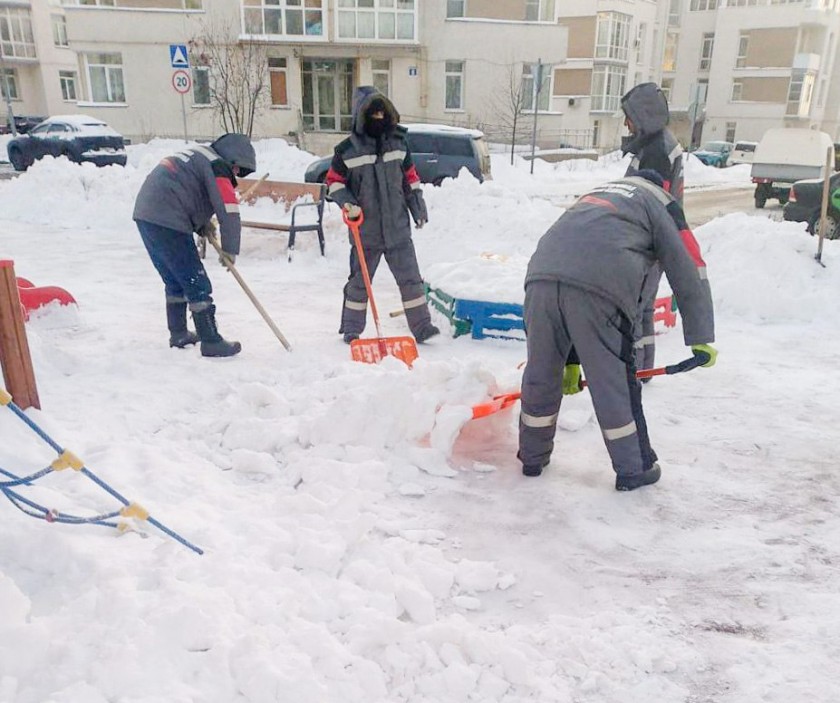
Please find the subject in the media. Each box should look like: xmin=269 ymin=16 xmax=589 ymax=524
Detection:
xmin=403 ymin=123 xmax=485 ymax=139
xmin=33 ymin=115 xmax=122 ymax=137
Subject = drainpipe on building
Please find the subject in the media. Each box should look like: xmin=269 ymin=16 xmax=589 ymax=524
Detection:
xmin=1 ymin=59 xmax=17 ymax=137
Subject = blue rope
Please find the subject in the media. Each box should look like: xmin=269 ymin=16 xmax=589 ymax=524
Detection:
xmin=2 ymin=399 xmax=204 ymax=555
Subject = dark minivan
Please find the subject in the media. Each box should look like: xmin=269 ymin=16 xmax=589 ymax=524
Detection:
xmin=304 ymin=123 xmax=492 ymax=186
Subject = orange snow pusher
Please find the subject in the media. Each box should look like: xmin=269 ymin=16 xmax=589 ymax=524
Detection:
xmin=343 ymin=210 xmax=418 ymax=368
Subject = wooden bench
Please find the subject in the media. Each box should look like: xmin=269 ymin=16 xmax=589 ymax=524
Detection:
xmin=237 ymin=178 xmax=327 ymax=262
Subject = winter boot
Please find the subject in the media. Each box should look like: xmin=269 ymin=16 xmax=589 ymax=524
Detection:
xmin=192 ymin=304 xmax=241 ymax=357
xmin=518 ymin=450 xmax=550 ymax=477
xmin=166 ymin=302 xmax=199 ymax=348
xmin=343 ymin=332 xmax=360 ymax=344
xmin=615 ymin=463 xmax=661 ymax=492
xmin=414 ymin=324 xmax=440 ymax=344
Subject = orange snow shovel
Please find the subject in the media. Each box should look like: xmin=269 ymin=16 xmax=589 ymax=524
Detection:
xmin=343 ymin=210 xmax=418 ymax=368
xmin=470 ymin=354 xmax=707 ymax=420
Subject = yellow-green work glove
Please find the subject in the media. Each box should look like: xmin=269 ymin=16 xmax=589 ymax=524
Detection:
xmin=691 ymin=343 xmax=718 ymax=368
xmin=562 ymin=364 xmax=583 ymax=395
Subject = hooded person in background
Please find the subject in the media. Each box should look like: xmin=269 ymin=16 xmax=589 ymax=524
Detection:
xmin=621 ymin=82 xmax=685 ymax=375
xmin=326 ymin=86 xmax=439 ymax=345
xmin=133 ymin=133 xmax=256 ymax=358
xmin=518 ymin=172 xmax=717 ymax=491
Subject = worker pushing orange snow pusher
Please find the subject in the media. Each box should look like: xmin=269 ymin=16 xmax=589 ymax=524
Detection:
xmin=470 ymin=354 xmax=708 ymax=420
xmin=343 ymin=210 xmax=418 ymax=368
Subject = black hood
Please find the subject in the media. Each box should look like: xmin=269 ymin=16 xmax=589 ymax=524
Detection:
xmin=210 ymin=133 xmax=256 ymax=176
xmin=620 ymin=83 xmax=670 ymax=155
xmin=350 ymin=86 xmax=400 ymax=138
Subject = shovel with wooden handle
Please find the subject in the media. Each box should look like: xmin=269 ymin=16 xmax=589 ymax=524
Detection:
xmin=343 ymin=210 xmax=418 ymax=368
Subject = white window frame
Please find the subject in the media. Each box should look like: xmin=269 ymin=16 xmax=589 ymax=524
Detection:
xmin=663 ymin=31 xmax=679 ymax=72
xmin=595 ymin=12 xmax=631 ymax=61
xmin=0 ymin=7 xmax=37 ymax=60
xmin=51 ymin=14 xmax=68 ymax=47
xmin=689 ymin=0 xmax=718 ymax=10
xmin=372 ymin=58 xmax=390 ymax=98
xmin=242 ymin=0 xmax=326 ymax=39
xmin=268 ymin=57 xmax=289 ymax=107
xmin=700 ymin=33 xmax=714 ymax=70
xmin=336 ymin=0 xmax=417 ymax=43
xmin=444 ymin=60 xmax=464 ymax=111
xmin=0 ymin=67 xmax=19 ymax=100
xmin=84 ymin=52 xmax=125 ymax=104
xmin=192 ymin=65 xmax=211 ymax=106
xmin=522 ymin=62 xmax=551 ymax=112
xmin=731 ymin=80 xmax=743 ymax=101
xmin=736 ymin=33 xmax=749 ymax=68
xmin=446 ymin=0 xmax=465 ymax=18
xmin=74 ymin=0 xmax=117 ymax=6
xmin=59 ymin=70 xmax=77 ymax=101
xmin=590 ymin=64 xmax=627 ymax=112
xmin=525 ymin=0 xmax=555 ymax=22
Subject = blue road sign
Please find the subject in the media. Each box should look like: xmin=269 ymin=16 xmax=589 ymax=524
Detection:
xmin=170 ymin=44 xmax=190 ymax=69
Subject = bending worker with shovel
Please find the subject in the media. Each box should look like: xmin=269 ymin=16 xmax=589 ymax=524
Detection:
xmin=326 ymin=86 xmax=439 ymax=346
xmin=519 ymin=171 xmax=717 ymax=490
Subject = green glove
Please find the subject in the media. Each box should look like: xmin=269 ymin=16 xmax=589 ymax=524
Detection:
xmin=691 ymin=343 xmax=718 ymax=368
xmin=831 ymin=187 xmax=840 ymax=212
xmin=562 ymin=364 xmax=583 ymax=395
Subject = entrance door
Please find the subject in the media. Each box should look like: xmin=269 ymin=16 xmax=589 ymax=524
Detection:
xmin=302 ymin=60 xmax=354 ymax=132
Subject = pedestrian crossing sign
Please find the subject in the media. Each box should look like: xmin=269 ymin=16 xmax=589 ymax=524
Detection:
xmin=169 ymin=44 xmax=190 ymax=69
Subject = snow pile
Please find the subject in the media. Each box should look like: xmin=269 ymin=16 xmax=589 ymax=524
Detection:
xmin=0 ymin=134 xmax=11 ymax=162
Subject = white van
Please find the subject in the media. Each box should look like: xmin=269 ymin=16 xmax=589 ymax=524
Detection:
xmin=750 ymin=129 xmax=835 ymax=208
xmin=728 ymin=141 xmax=759 ymax=166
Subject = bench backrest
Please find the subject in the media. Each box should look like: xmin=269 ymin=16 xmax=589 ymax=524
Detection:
xmin=237 ymin=179 xmax=324 ymax=206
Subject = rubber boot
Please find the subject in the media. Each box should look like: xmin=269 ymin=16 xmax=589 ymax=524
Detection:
xmin=615 ymin=463 xmax=661 ymax=492
xmin=166 ymin=302 xmax=199 ymax=348
xmin=192 ymin=304 xmax=241 ymax=357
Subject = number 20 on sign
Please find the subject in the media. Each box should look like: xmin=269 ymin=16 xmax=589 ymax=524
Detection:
xmin=172 ymin=69 xmax=191 ymax=94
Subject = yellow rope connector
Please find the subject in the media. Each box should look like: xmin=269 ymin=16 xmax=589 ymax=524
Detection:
xmin=120 ymin=502 xmax=150 ymax=521
xmin=0 ymin=388 xmax=12 ymax=406
xmin=51 ymin=450 xmax=84 ymax=471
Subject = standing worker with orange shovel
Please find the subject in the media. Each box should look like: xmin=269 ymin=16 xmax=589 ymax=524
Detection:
xmin=325 ymin=87 xmax=439 ymax=349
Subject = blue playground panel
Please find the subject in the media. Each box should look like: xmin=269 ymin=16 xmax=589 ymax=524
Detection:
xmin=425 ymin=285 xmax=524 ymax=341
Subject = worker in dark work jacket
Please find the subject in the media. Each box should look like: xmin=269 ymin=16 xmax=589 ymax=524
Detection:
xmin=326 ymin=86 xmax=439 ymax=344
xmin=621 ymin=82 xmax=685 ymax=375
xmin=519 ymin=173 xmax=717 ymax=491
xmin=133 ymin=134 xmax=255 ymax=358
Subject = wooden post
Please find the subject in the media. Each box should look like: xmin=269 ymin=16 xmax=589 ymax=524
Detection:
xmin=0 ymin=260 xmax=40 ymax=410
xmin=815 ymin=145 xmax=834 ymax=265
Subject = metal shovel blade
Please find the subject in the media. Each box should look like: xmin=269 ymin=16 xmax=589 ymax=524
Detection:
xmin=350 ymin=336 xmax=418 ymax=367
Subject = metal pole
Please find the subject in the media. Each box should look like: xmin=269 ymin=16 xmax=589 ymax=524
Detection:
xmin=815 ymin=145 xmax=833 ymax=266
xmin=180 ymin=92 xmax=188 ymax=143
xmin=1 ymin=61 xmax=17 ymax=137
xmin=529 ymin=59 xmax=542 ymax=175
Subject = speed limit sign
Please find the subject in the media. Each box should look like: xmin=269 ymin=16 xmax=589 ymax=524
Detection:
xmin=172 ymin=69 xmax=192 ymax=94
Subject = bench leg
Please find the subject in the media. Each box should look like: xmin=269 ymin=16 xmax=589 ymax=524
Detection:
xmin=318 ymin=226 xmax=325 ymax=256
xmin=288 ymin=228 xmax=296 ymax=263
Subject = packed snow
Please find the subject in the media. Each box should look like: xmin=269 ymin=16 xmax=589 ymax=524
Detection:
xmin=1 ymin=140 xmax=838 ymax=703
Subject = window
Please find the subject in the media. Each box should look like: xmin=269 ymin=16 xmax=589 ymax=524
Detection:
xmin=689 ymin=0 xmax=717 ymax=10
xmin=372 ymin=59 xmax=390 ymax=97
xmin=51 ymin=14 xmax=68 ymax=47
xmin=445 ymin=60 xmax=464 ymax=110
xmin=729 ymin=0 xmax=759 ymax=5
xmin=337 ymin=0 xmax=416 ymax=41
xmin=406 ymin=133 xmax=436 ymax=154
xmin=438 ymin=135 xmax=473 ymax=157
xmin=592 ymin=119 xmax=600 ymax=148
xmin=731 ymin=80 xmax=743 ymax=101
xmin=0 ymin=67 xmax=18 ymax=100
xmin=76 ymin=0 xmax=116 ymax=5
xmin=725 ymin=122 xmax=736 ymax=143
xmin=242 ymin=0 xmax=325 ymax=37
xmin=787 ymin=69 xmax=815 ymax=117
xmin=446 ymin=0 xmax=464 ymax=18
xmin=522 ymin=62 xmax=551 ymax=111
xmin=661 ymin=78 xmax=674 ymax=102
xmin=663 ymin=31 xmax=679 ymax=72
xmin=636 ymin=23 xmax=646 ymax=58
xmin=700 ymin=33 xmax=714 ymax=70
xmin=595 ymin=12 xmax=631 ymax=61
xmin=192 ymin=66 xmax=210 ymax=105
xmin=0 ymin=7 xmax=37 ymax=59
xmin=668 ymin=0 xmax=681 ymax=27
xmin=525 ymin=0 xmax=555 ymax=22
xmin=59 ymin=70 xmax=77 ymax=101
xmin=301 ymin=59 xmax=353 ymax=131
xmin=268 ymin=57 xmax=288 ymax=106
xmin=85 ymin=52 xmax=125 ymax=103
xmin=591 ymin=64 xmax=626 ymax=112
xmin=735 ymin=33 xmax=748 ymax=68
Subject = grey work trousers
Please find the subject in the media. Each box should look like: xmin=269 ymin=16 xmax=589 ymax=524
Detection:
xmin=339 ymin=239 xmax=431 ymax=337
xmin=519 ymin=281 xmax=657 ymax=478
xmin=634 ymin=263 xmax=661 ymax=372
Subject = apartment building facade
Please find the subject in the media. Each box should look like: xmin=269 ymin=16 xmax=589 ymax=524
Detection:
xmin=662 ymin=0 xmax=840 ymax=146
xmin=5 ymin=0 xmax=669 ymax=154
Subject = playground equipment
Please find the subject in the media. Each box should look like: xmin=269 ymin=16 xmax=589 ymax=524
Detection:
xmin=1 ymin=260 xmax=39 ymax=410
xmin=16 ymin=275 xmax=76 ymax=322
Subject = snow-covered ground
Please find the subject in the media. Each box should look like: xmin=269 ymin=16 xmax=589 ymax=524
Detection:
xmin=1 ymin=142 xmax=838 ymax=703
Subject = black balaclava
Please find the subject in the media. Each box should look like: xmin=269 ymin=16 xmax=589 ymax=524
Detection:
xmin=364 ymin=98 xmax=392 ymax=139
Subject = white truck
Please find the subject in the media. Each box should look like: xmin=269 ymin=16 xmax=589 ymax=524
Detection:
xmin=750 ymin=128 xmax=835 ymax=209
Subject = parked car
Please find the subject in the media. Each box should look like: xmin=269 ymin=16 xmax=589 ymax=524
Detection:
xmin=783 ymin=171 xmax=840 ymax=240
xmin=727 ymin=141 xmax=759 ymax=166
xmin=1 ymin=114 xmax=47 ymax=135
xmin=304 ymin=123 xmax=492 ymax=186
xmin=691 ymin=141 xmax=734 ymax=168
xmin=6 ymin=115 xmax=128 ymax=172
